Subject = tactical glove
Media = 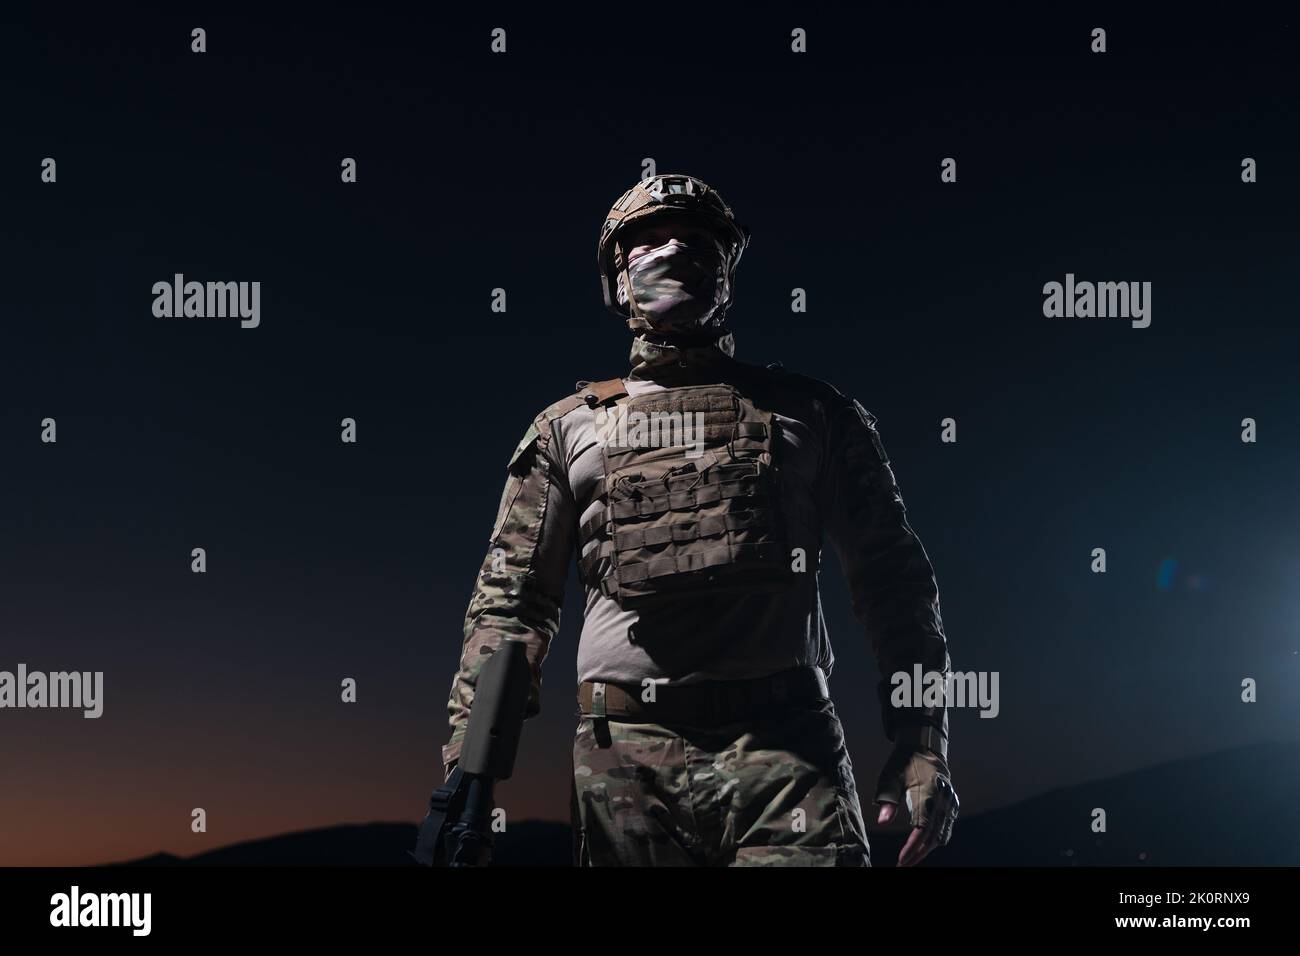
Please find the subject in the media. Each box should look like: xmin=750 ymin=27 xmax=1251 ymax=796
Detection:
xmin=874 ymin=726 xmax=959 ymax=847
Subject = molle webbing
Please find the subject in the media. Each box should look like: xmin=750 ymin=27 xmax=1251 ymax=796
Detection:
xmin=578 ymin=383 xmax=795 ymax=608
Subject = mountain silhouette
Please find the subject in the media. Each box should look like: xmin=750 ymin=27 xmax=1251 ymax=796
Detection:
xmin=105 ymin=741 xmax=1298 ymax=866
xmin=106 ymin=821 xmax=570 ymax=867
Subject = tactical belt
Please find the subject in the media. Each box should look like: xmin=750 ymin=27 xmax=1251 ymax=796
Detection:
xmin=577 ymin=666 xmax=829 ymax=724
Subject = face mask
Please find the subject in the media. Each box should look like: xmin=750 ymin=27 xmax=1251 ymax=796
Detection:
xmin=619 ymin=239 xmax=728 ymax=332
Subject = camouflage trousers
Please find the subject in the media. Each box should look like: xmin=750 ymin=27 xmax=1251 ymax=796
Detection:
xmin=571 ymin=698 xmax=871 ymax=866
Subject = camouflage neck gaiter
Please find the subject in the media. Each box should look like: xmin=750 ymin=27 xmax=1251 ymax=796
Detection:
xmin=617 ymin=239 xmax=729 ymax=333
xmin=628 ymin=329 xmax=736 ymax=381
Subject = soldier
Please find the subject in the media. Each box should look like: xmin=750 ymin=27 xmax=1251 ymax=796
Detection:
xmin=442 ymin=174 xmax=958 ymax=866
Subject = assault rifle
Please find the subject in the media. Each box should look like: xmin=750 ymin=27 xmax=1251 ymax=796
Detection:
xmin=409 ymin=638 xmax=530 ymax=867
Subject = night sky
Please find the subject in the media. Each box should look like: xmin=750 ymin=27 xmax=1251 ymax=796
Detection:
xmin=2 ymin=7 xmax=1297 ymax=865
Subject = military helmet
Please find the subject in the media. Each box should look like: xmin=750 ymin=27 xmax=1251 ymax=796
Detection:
xmin=597 ymin=173 xmax=750 ymax=326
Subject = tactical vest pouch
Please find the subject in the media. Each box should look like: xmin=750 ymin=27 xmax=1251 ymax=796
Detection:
xmin=578 ymin=383 xmax=794 ymax=609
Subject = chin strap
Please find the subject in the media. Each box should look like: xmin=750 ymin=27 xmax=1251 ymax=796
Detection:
xmin=615 ymin=237 xmax=654 ymax=332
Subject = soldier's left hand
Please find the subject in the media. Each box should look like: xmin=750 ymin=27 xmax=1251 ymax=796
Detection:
xmin=874 ymin=745 xmax=959 ymax=866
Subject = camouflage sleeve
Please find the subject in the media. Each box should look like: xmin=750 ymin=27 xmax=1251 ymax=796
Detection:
xmin=442 ymin=412 xmax=576 ymax=772
xmin=823 ymin=399 xmax=951 ymax=746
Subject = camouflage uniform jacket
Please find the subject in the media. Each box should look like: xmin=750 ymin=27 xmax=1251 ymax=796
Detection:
xmin=443 ymin=332 xmax=950 ymax=769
